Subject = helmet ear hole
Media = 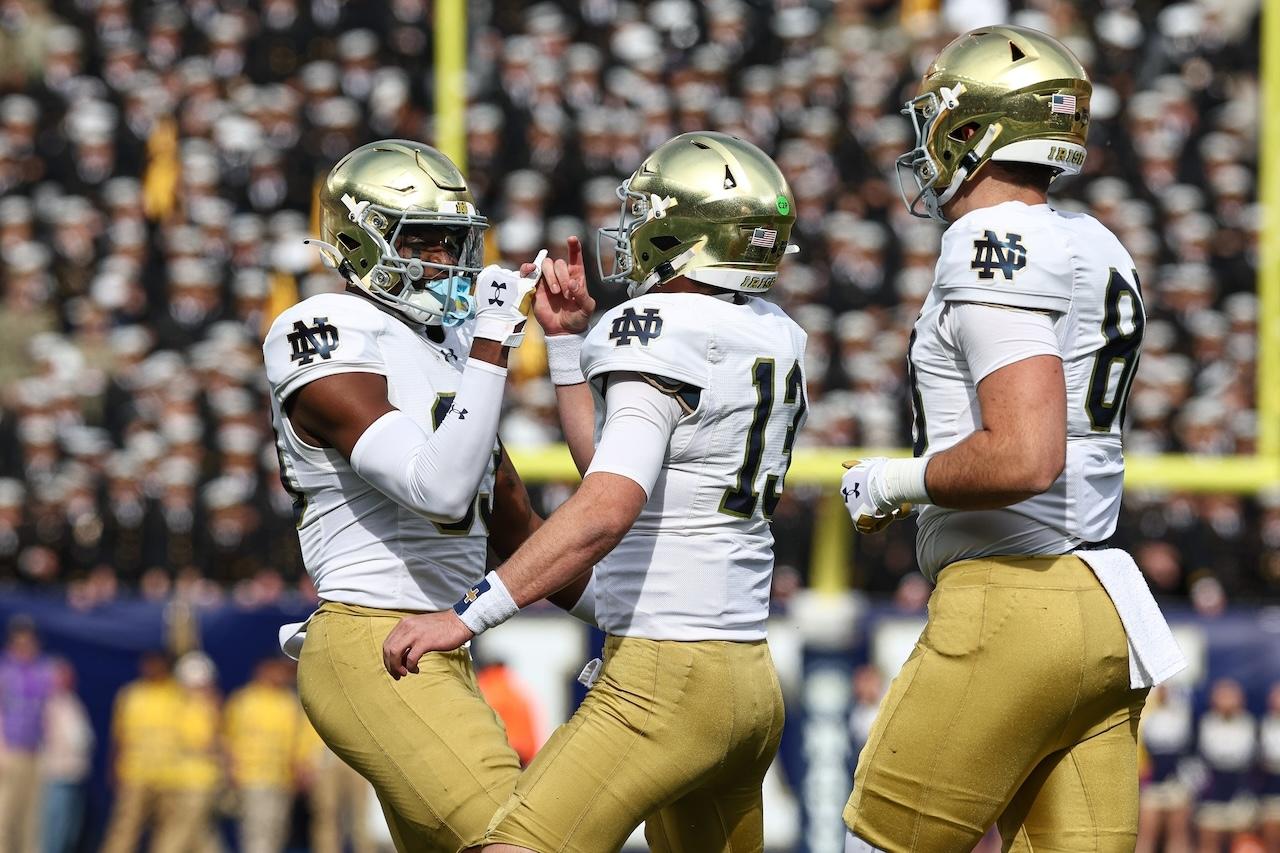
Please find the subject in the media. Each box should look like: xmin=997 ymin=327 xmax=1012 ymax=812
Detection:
xmin=949 ymin=121 xmax=981 ymax=142
xmin=649 ymin=235 xmax=681 ymax=252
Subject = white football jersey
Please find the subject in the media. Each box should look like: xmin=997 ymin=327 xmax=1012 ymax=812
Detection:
xmin=910 ymin=201 xmax=1145 ymax=580
xmin=263 ymin=291 xmax=495 ymax=611
xmin=580 ymin=292 xmax=808 ymax=641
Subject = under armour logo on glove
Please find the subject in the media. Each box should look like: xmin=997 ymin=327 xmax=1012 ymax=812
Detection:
xmin=449 ymin=405 xmax=469 ymax=420
xmin=287 ymin=317 xmax=340 ymax=365
xmin=488 ymin=281 xmax=507 ymax=306
xmin=842 ymin=483 xmax=861 ymax=502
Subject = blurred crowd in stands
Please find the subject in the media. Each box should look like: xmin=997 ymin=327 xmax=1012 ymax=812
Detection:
xmin=0 ymin=0 xmax=1274 ymax=605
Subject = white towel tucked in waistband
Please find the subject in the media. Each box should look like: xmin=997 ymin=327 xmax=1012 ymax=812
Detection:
xmin=278 ymin=615 xmax=315 ymax=661
xmin=1074 ymin=548 xmax=1186 ymax=689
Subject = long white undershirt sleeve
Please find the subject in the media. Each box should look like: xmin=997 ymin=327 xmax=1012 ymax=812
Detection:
xmin=947 ymin=302 xmax=1062 ymax=383
xmin=348 ymin=357 xmax=506 ymax=521
xmin=585 ymin=372 xmax=683 ymax=498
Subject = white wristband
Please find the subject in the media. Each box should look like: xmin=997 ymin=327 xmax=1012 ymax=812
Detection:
xmin=872 ymin=457 xmax=932 ymax=511
xmin=452 ymin=571 xmax=518 ymax=635
xmin=545 ymin=332 xmax=587 ymax=385
xmin=567 ymin=572 xmax=598 ymax=627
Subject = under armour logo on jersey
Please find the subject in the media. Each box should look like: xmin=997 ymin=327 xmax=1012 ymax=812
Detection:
xmin=287 ymin=317 xmax=340 ymax=365
xmin=488 ymin=281 xmax=507 ymax=306
xmin=609 ymin=308 xmax=664 ymax=347
xmin=448 ymin=404 xmax=469 ymax=420
xmin=970 ymin=231 xmax=1027 ymax=281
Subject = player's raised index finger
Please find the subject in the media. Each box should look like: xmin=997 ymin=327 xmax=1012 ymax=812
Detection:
xmin=568 ymin=235 xmax=582 ymax=265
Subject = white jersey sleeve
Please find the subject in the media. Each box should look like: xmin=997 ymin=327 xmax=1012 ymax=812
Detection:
xmin=935 ymin=200 xmax=1074 ymax=313
xmin=947 ymin=302 xmax=1061 ymax=384
xmin=580 ymin=294 xmax=714 ymax=389
xmin=585 ymin=373 xmax=683 ymax=498
xmin=264 ymin=293 xmax=388 ymax=403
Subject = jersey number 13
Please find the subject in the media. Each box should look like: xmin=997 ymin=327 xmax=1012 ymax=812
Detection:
xmin=720 ymin=359 xmax=807 ymax=520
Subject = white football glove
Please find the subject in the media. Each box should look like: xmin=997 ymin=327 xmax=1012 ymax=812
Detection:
xmin=841 ymin=457 xmax=915 ymax=535
xmin=471 ymin=250 xmax=546 ymax=348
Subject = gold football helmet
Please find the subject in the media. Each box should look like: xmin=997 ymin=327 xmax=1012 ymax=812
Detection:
xmin=898 ymin=25 xmax=1091 ymax=221
xmin=311 ymin=139 xmax=488 ymax=325
xmin=598 ymin=132 xmax=797 ymax=298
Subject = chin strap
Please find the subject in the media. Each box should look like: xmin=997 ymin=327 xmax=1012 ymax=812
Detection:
xmin=632 ymin=246 xmax=698 ymax=297
xmin=934 ymin=121 xmax=1004 ymax=211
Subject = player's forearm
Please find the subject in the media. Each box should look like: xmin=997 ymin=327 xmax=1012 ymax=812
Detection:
xmin=924 ymin=429 xmax=1064 ymax=509
xmin=468 ymin=338 xmax=509 ymax=369
xmin=555 ymin=383 xmax=597 ymax=474
xmin=351 ymin=358 xmax=507 ymax=521
xmin=497 ymin=473 xmax=643 ymax=608
xmin=488 ymin=448 xmax=544 ymax=560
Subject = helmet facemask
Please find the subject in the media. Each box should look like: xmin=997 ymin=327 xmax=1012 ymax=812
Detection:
xmin=596 ymin=179 xmax=693 ymax=298
xmin=896 ymin=88 xmax=1004 ymax=222
xmin=338 ymin=193 xmax=487 ymax=326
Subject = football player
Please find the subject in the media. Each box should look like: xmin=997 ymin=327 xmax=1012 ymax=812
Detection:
xmin=262 ymin=139 xmax=587 ymax=852
xmin=381 ymin=132 xmax=807 ymax=852
xmin=837 ymin=27 xmax=1185 ymax=852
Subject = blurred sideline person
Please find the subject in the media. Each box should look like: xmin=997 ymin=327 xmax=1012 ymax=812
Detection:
xmin=301 ymin=736 xmax=377 ymax=853
xmin=39 ymin=658 xmax=93 ymax=853
xmin=1194 ymin=679 xmax=1258 ymax=853
xmin=223 ymin=658 xmax=308 ymax=853
xmin=1136 ymin=684 xmax=1195 ymax=853
xmin=158 ymin=651 xmax=222 ymax=853
xmin=0 ymin=616 xmax=53 ymax=853
xmin=263 ymin=139 xmax=587 ymax=852
xmin=474 ymin=660 xmax=541 ymax=767
xmin=100 ymin=651 xmax=183 ymax=853
xmin=384 ymin=132 xmax=807 ymax=852
xmin=838 ymin=27 xmax=1185 ymax=851
xmin=1261 ymin=683 xmax=1280 ymax=852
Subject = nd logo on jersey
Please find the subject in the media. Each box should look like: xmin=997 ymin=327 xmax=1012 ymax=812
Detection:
xmin=609 ymin=308 xmax=664 ymax=347
xmin=287 ymin=317 xmax=340 ymax=365
xmin=970 ymin=230 xmax=1027 ymax=281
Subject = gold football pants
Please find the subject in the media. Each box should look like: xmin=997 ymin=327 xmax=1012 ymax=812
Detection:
xmin=297 ymin=601 xmax=521 ymax=853
xmin=844 ymin=555 xmax=1149 ymax=853
xmin=486 ymin=635 xmax=785 ymax=853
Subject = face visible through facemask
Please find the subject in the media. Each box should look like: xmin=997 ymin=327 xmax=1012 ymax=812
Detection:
xmin=395 ymin=224 xmax=466 ymax=282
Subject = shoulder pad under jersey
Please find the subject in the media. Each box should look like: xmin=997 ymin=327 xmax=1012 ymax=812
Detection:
xmin=263 ymin=292 xmax=389 ymax=403
xmin=581 ymin=293 xmax=715 ymax=389
xmin=934 ymin=201 xmax=1073 ymax=313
